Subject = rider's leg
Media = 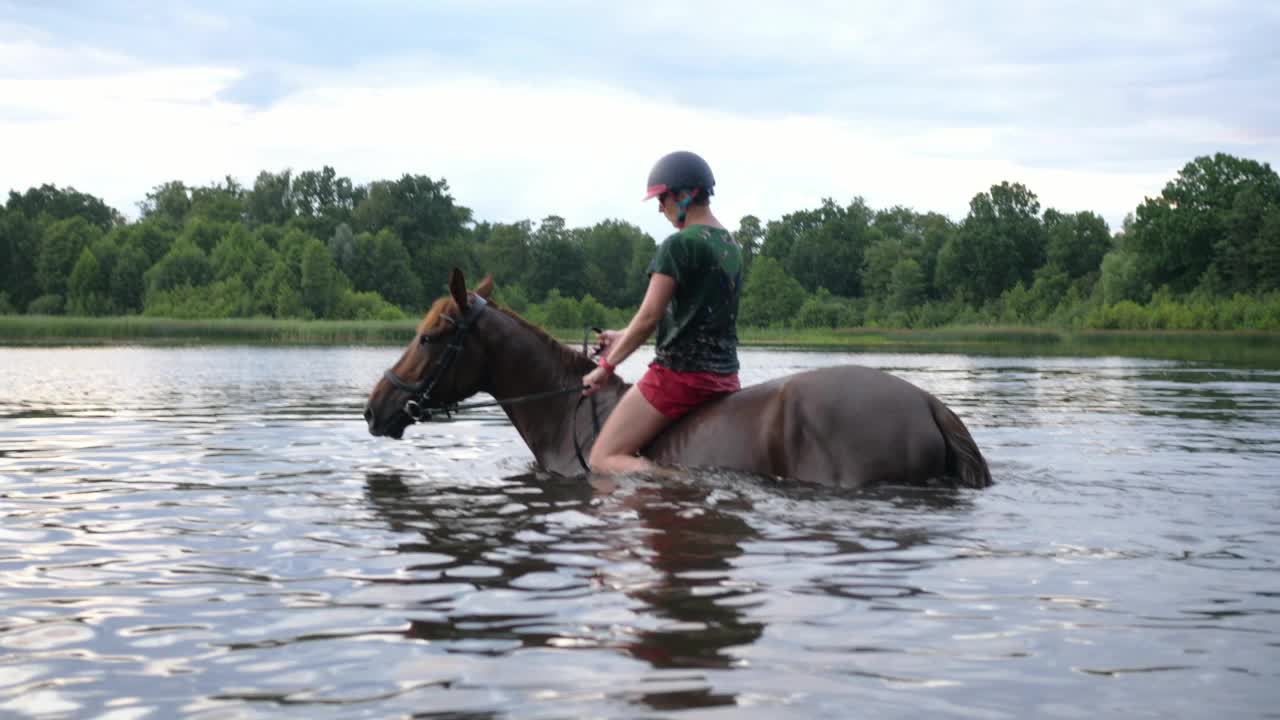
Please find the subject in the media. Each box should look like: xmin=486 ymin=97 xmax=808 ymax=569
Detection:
xmin=589 ymin=385 xmax=675 ymax=475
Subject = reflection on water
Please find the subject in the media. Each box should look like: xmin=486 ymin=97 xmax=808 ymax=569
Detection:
xmin=0 ymin=346 xmax=1277 ymax=718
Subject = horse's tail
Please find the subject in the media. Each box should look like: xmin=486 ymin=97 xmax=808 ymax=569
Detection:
xmin=926 ymin=394 xmax=993 ymax=488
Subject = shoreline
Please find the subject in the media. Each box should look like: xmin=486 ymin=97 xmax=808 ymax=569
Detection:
xmin=3 ymin=315 xmax=1279 ymax=367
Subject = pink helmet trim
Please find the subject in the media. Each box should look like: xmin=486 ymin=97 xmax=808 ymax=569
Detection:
xmin=643 ymin=184 xmax=668 ymax=201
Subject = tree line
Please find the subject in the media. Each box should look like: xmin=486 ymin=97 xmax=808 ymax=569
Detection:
xmin=1 ymin=153 xmax=1278 ymax=331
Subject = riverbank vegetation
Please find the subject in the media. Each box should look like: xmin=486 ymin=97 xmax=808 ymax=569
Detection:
xmin=6 ymin=314 xmax=1278 ymax=368
xmin=2 ymin=153 xmax=1278 ymax=334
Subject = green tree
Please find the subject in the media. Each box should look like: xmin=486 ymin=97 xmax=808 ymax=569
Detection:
xmin=328 ymin=222 xmax=356 ymax=273
xmin=334 ymin=289 xmax=404 ymax=321
xmin=247 ymin=169 xmax=295 ymax=227
xmin=1128 ymin=153 xmax=1280 ymax=294
xmin=862 ymin=235 xmax=902 ymax=303
xmin=578 ymin=293 xmax=609 ymax=328
xmin=254 ymin=258 xmax=305 ymax=317
xmin=763 ymin=198 xmax=874 ymax=297
xmin=27 ymin=294 xmax=64 ymax=315
xmin=211 ymin=224 xmax=276 ymax=287
xmin=887 ymin=257 xmax=926 ymax=312
xmin=353 ymin=174 xmax=472 ymax=274
xmin=179 ymin=216 xmax=232 ymax=254
xmin=418 ymin=233 xmax=477 ymax=301
xmin=37 ymin=216 xmax=104 ymax=297
xmin=527 ymin=216 xmax=586 ymax=300
xmin=1097 ymin=247 xmax=1147 ymax=305
xmin=349 ymin=229 xmax=422 ymax=309
xmin=110 ymin=244 xmax=149 ymax=314
xmin=1044 ymin=209 xmax=1111 ymax=280
xmin=864 ymin=206 xmax=946 ymax=304
xmin=480 ymin=220 xmax=533 ymax=288
xmin=740 ymin=256 xmax=806 ymax=327
xmin=293 ymin=166 xmax=362 ymax=239
xmin=580 ymin=219 xmax=649 ymax=308
xmin=917 ymin=212 xmax=957 ymax=300
xmin=937 ymin=181 xmax=1046 ymax=304
xmin=736 ymin=214 xmax=764 ymax=279
xmin=125 ymin=219 xmax=178 ymax=264
xmin=624 ymin=230 xmax=659 ymax=307
xmin=1258 ymin=206 xmax=1280 ymax=292
xmin=1026 ymin=264 xmax=1072 ymax=320
xmin=80 ymin=236 xmax=122 ymax=313
xmin=494 ymin=283 xmax=531 ymax=313
xmin=140 ymin=181 xmax=193 ymax=227
xmin=143 ymin=277 xmax=254 ymax=318
xmin=7 ymin=184 xmax=119 ymax=230
xmin=795 ymin=287 xmax=846 ymax=328
xmin=1218 ymin=180 xmax=1280 ymax=293
xmin=0 ymin=208 xmax=41 ymax=311
xmin=541 ymin=289 xmax=580 ymax=328
xmin=146 ymin=239 xmax=211 ymax=293
xmin=188 ymin=176 xmax=246 ymax=224
xmin=67 ymin=247 xmax=110 ymax=315
xmin=300 ymin=238 xmax=346 ymax=318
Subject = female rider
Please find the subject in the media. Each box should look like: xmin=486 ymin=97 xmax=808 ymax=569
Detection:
xmin=582 ymin=151 xmax=743 ymax=475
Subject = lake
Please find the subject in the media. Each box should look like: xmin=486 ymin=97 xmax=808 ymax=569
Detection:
xmin=1 ymin=345 xmax=1277 ymax=718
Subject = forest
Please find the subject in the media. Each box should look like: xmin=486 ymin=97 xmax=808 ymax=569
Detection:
xmin=2 ymin=152 xmax=1278 ymax=332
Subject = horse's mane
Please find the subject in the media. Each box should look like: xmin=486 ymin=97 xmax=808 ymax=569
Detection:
xmin=418 ymin=295 xmax=597 ymax=375
xmin=494 ymin=304 xmax=598 ymax=375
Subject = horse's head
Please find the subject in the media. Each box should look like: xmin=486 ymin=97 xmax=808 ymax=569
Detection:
xmin=364 ymin=268 xmax=495 ymax=439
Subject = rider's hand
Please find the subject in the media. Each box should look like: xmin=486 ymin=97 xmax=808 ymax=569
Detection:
xmin=593 ymin=329 xmax=623 ymax=358
xmin=582 ymin=365 xmax=611 ymax=396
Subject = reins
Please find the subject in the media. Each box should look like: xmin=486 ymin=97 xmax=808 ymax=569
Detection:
xmin=430 ymin=327 xmax=602 ymax=474
xmin=421 ymin=384 xmax=587 ymax=418
xmin=381 ymin=297 xmax=602 ymax=473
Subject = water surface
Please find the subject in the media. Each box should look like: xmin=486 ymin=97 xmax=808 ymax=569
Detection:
xmin=1 ymin=346 xmax=1277 ymax=718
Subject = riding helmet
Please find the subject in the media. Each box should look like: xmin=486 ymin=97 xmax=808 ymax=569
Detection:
xmin=644 ymin=151 xmax=715 ymax=200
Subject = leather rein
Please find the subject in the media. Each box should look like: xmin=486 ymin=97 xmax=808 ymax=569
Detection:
xmin=380 ymin=295 xmax=599 ymax=472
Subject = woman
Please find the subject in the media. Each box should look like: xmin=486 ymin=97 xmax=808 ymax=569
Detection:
xmin=582 ymin=150 xmax=743 ymax=475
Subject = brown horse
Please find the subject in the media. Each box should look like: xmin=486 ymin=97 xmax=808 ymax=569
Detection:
xmin=364 ymin=269 xmax=993 ymax=489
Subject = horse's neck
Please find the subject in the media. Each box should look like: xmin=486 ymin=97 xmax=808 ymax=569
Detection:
xmin=484 ymin=315 xmax=625 ymax=474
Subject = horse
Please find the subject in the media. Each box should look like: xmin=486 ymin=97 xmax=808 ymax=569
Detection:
xmin=364 ymin=268 xmax=993 ymax=489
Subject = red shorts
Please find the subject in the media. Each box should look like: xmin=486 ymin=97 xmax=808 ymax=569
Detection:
xmin=637 ymin=363 xmax=740 ymax=419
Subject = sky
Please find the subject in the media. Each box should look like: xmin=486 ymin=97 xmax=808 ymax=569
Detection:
xmin=1 ymin=0 xmax=1277 ymax=240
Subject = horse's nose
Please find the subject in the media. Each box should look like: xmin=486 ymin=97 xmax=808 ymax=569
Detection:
xmin=363 ymin=405 xmax=373 ymax=426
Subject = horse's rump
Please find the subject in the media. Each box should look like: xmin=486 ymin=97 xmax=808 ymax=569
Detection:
xmin=644 ymin=365 xmax=991 ymax=488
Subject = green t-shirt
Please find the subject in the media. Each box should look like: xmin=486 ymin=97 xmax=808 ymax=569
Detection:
xmin=647 ymin=224 xmax=742 ymax=374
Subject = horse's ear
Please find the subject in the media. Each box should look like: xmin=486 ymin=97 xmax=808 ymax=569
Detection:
xmin=474 ymin=274 xmax=494 ymax=299
xmin=448 ymin=267 xmax=468 ymax=311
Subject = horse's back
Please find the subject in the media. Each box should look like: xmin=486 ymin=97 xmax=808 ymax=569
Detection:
xmin=648 ymin=365 xmax=949 ymax=487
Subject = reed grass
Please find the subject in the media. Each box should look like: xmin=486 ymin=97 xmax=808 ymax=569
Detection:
xmin=0 ymin=315 xmax=417 ymax=345
xmin=4 ymin=315 xmax=1279 ymax=367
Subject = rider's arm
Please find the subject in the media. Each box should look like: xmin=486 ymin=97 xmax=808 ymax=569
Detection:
xmin=599 ymin=272 xmax=675 ymax=369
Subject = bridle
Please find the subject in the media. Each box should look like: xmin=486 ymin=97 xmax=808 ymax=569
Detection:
xmin=379 ymin=295 xmax=599 ymax=472
xmin=382 ymin=294 xmax=490 ymax=422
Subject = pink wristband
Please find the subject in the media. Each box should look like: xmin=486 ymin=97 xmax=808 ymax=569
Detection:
xmin=598 ymin=357 xmax=616 ymax=375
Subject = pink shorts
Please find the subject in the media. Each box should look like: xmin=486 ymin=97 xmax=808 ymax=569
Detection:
xmin=637 ymin=363 xmax=740 ymax=419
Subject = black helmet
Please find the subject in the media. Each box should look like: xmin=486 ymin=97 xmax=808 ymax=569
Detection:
xmin=644 ymin=151 xmax=715 ymax=200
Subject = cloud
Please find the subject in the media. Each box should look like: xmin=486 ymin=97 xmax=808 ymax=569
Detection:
xmin=1 ymin=1 xmax=1276 ymax=238
xmin=216 ymin=69 xmax=294 ymax=109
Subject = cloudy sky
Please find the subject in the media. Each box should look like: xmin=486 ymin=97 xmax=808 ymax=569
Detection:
xmin=2 ymin=1 xmax=1277 ymax=239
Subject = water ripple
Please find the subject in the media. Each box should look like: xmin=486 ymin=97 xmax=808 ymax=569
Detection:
xmin=0 ymin=347 xmax=1276 ymax=717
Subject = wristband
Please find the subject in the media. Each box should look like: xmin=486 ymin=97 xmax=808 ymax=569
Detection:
xmin=598 ymin=357 xmax=616 ymax=375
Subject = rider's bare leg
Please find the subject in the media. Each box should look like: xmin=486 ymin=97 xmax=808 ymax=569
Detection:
xmin=589 ymin=385 xmax=674 ymax=475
